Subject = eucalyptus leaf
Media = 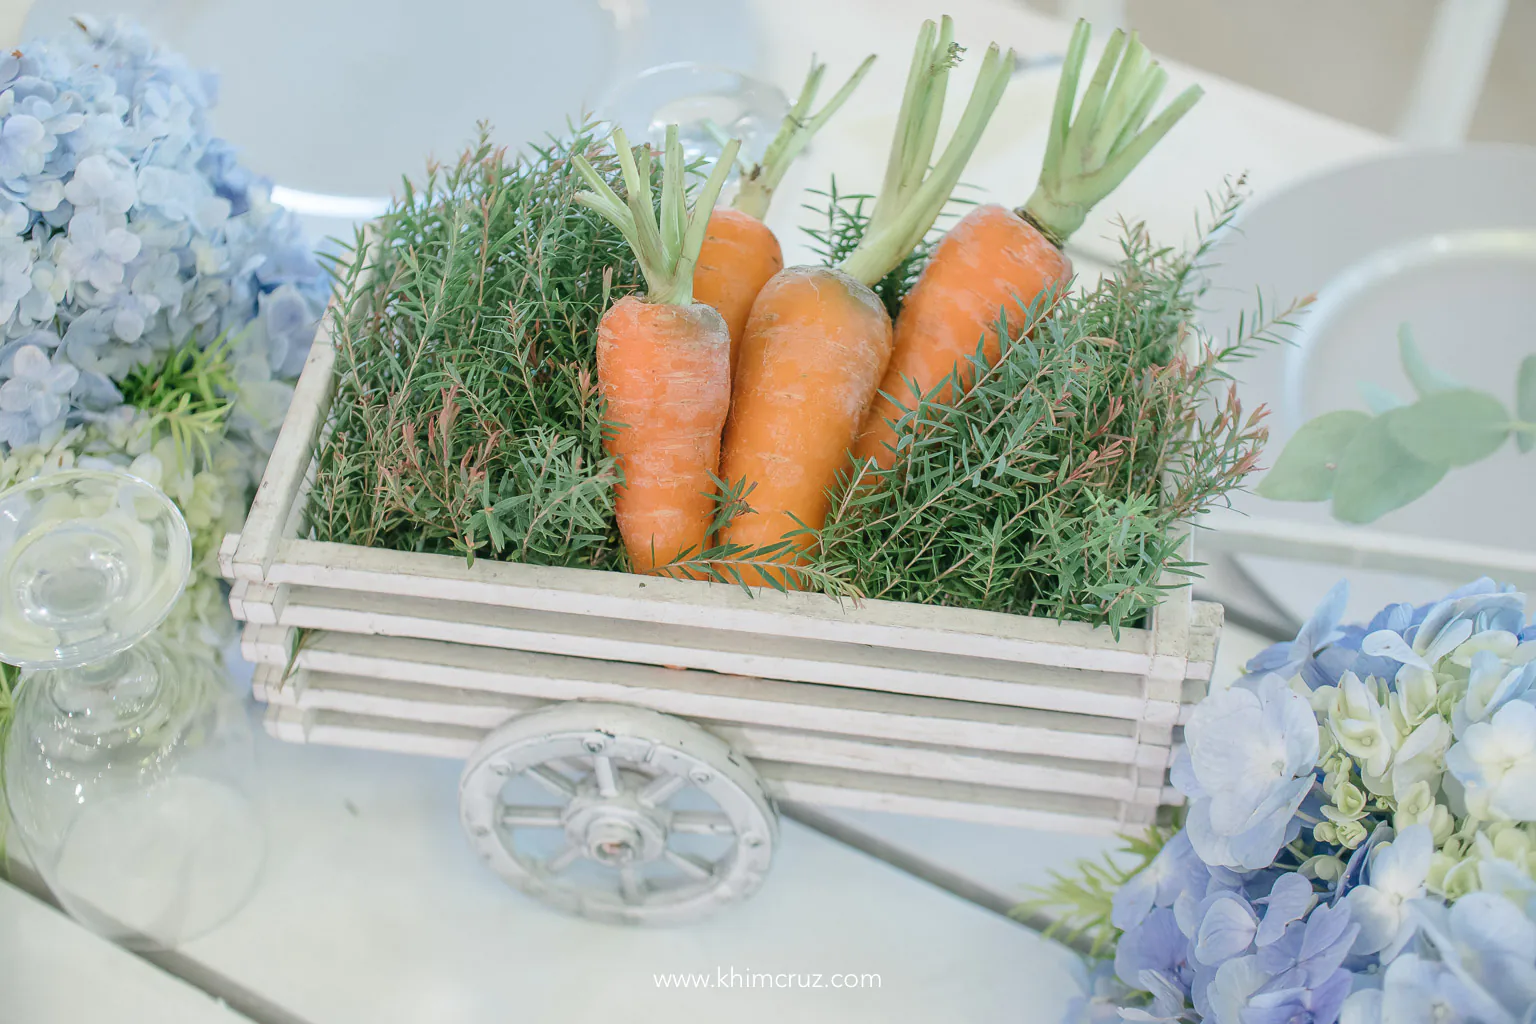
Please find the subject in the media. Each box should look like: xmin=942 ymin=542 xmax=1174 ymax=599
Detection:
xmin=1357 ymin=380 xmax=1405 ymax=415
xmin=1257 ymin=410 xmax=1371 ymax=501
xmin=1387 ymin=389 xmax=1509 ymax=467
xmin=1518 ymin=353 xmax=1536 ymax=454
xmin=1397 ymin=324 xmax=1462 ymax=396
xmin=1331 ymin=411 xmax=1447 ymax=524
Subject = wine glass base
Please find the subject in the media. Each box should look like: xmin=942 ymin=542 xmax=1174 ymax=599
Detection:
xmin=48 ymin=775 xmax=266 ymax=951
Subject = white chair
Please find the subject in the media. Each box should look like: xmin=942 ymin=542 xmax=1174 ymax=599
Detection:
xmin=1056 ymin=0 xmax=1506 ymax=145
xmin=1398 ymin=0 xmax=1508 ymax=144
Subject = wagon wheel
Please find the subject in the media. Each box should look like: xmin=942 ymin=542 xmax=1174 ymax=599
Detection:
xmin=459 ymin=701 xmax=778 ymax=926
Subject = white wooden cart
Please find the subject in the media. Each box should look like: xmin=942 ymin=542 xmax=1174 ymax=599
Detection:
xmin=220 ymin=305 xmax=1223 ymax=925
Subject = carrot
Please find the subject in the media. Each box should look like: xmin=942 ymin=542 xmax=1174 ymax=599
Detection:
xmin=693 ymin=55 xmax=875 ymax=370
xmin=691 ymin=207 xmax=782 ymax=370
xmin=853 ymin=20 xmax=1203 ymax=470
xmin=718 ymin=18 xmax=1013 ymax=586
xmin=571 ymin=125 xmax=741 ymax=573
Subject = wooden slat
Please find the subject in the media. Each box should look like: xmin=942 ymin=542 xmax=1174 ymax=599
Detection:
xmin=230 ymin=312 xmax=338 ymax=582
xmin=248 ymin=584 xmax=1186 ymax=721
xmin=250 ymin=537 xmax=1171 ymax=674
xmin=253 ymin=665 xmax=1176 ymax=803
xmin=261 ymin=706 xmax=1142 ymax=835
xmin=262 ymin=630 xmax=1171 ymax=765
xmin=761 ymin=762 xmax=1157 ymax=833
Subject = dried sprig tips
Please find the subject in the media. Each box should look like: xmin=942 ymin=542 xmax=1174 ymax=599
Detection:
xmin=839 ymin=17 xmax=1014 ymax=286
xmin=1021 ymin=19 xmax=1204 ymax=247
xmin=571 ymin=125 xmax=742 ymax=307
xmin=731 ymin=53 xmax=878 ymax=221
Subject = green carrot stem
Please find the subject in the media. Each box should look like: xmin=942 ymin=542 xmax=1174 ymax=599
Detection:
xmin=839 ymin=18 xmax=1013 ymax=288
xmin=572 ymin=126 xmax=741 ymax=307
xmin=733 ymin=54 xmax=877 ymax=222
xmin=1019 ymin=19 xmax=1203 ymax=249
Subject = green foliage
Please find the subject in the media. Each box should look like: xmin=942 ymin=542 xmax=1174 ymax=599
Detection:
xmin=803 ymin=182 xmax=1283 ymax=632
xmin=1330 ymin=412 xmax=1446 ymax=524
xmin=1398 ymin=323 xmax=1460 ymax=396
xmin=1388 ymin=389 xmax=1510 ymax=467
xmin=118 ymin=332 xmax=237 ymax=465
xmin=1014 ymin=819 xmax=1180 ymax=958
xmin=309 ymin=122 xmax=640 ymax=566
xmin=1260 ymin=330 xmax=1534 ymax=523
xmin=1517 ymin=354 xmax=1536 ymax=453
xmin=1257 ymin=410 xmax=1369 ymax=502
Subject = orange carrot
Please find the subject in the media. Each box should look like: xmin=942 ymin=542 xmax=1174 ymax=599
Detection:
xmin=572 ymin=126 xmax=741 ymax=572
xmin=718 ymin=18 xmax=1012 ymax=586
xmin=853 ymin=21 xmax=1203 ymax=470
xmin=693 ymin=56 xmax=875 ymax=370
xmin=692 ymin=207 xmax=782 ymax=369
xmin=718 ymin=264 xmax=893 ymax=578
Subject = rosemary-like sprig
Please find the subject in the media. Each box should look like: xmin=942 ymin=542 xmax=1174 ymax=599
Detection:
xmin=118 ymin=331 xmax=237 ymax=466
xmin=308 ymin=122 xmax=642 ymax=566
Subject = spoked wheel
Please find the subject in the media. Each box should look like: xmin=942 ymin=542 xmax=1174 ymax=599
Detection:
xmin=459 ymin=702 xmax=778 ymax=925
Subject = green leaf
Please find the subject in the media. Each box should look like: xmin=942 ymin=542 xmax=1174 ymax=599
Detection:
xmin=1397 ymin=324 xmax=1462 ymax=397
xmin=1387 ymin=389 xmax=1509 ymax=467
xmin=1257 ymin=410 xmax=1371 ymax=502
xmin=1357 ymin=381 xmax=1405 ymax=414
xmin=1331 ymin=411 xmax=1447 ymax=524
xmin=1518 ymin=354 xmax=1536 ymax=454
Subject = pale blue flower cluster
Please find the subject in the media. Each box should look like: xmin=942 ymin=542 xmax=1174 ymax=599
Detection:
xmin=0 ymin=19 xmax=325 ymax=681
xmin=1082 ymin=579 xmax=1536 ymax=1023
xmin=0 ymin=15 xmax=327 ymax=449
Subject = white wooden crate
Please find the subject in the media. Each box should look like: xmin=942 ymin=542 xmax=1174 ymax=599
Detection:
xmin=221 ymin=294 xmax=1224 ymax=835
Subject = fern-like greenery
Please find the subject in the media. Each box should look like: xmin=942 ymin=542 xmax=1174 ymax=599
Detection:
xmin=1015 ymin=817 xmax=1181 ymax=959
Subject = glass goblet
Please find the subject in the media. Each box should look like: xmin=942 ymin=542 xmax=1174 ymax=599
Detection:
xmin=1 ymin=468 xmax=264 ymax=950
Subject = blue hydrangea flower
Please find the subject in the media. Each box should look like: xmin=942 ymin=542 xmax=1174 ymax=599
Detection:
xmin=0 ymin=238 xmax=31 ymax=320
xmin=0 ymin=98 xmax=56 ymax=180
xmin=1243 ymin=581 xmax=1348 ymax=686
xmin=63 ymin=152 xmax=137 ymax=214
xmin=1445 ymin=701 xmax=1536 ymax=822
xmin=1176 ymin=674 xmax=1319 ymax=870
xmin=0 ymin=15 xmax=328 ymax=452
xmin=1206 ymin=902 xmax=1358 ymax=1024
xmin=58 ymin=208 xmax=141 ymax=292
xmin=1115 ymin=906 xmax=1195 ymax=1010
xmin=1114 ymin=831 xmax=1213 ymax=933
xmin=1062 ymin=958 xmax=1143 ymax=1024
xmin=1344 ymin=824 xmax=1432 ymax=958
xmin=0 ymin=342 xmax=76 ymax=444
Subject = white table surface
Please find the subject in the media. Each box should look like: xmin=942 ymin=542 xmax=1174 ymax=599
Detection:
xmin=0 ymin=881 xmax=248 ymax=1024
xmin=6 ymin=1 xmax=1386 ymax=1021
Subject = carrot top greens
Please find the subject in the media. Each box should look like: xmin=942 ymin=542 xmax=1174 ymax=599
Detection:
xmin=722 ymin=54 xmax=876 ymax=222
xmin=311 ymin=124 xmax=1283 ymax=629
xmin=838 ymin=17 xmax=1012 ymax=287
xmin=1019 ymin=20 xmax=1203 ymax=249
xmin=571 ymin=126 xmax=739 ymax=308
